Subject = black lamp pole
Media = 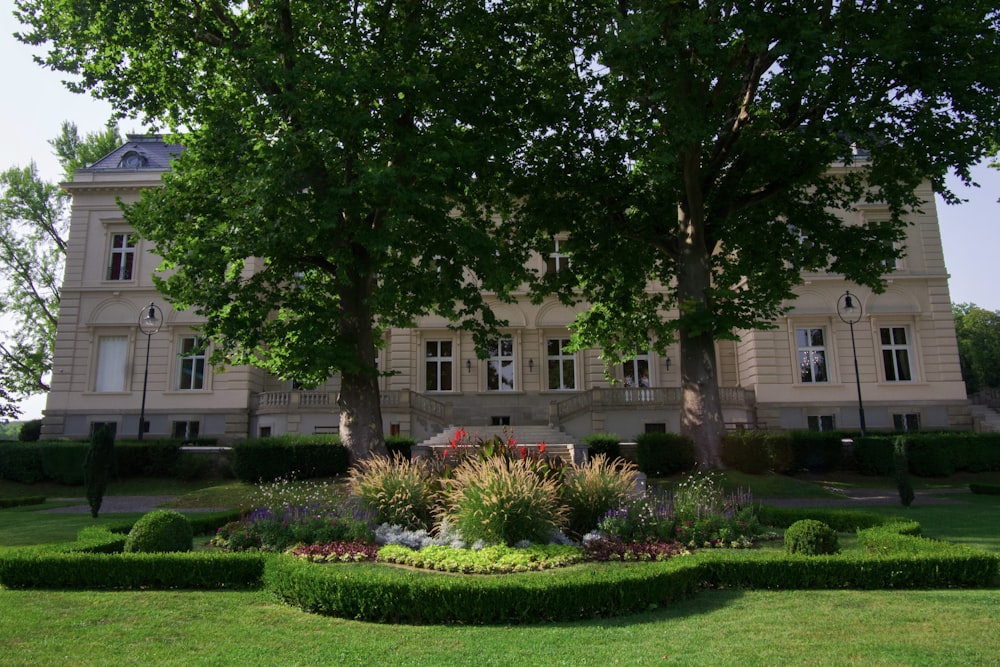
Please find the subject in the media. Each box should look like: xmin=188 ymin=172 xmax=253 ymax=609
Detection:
xmin=137 ymin=302 xmax=163 ymax=440
xmin=837 ymin=290 xmax=867 ymax=436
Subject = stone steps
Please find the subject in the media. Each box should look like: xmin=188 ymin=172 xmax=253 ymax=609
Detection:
xmin=970 ymin=404 xmax=1000 ymax=433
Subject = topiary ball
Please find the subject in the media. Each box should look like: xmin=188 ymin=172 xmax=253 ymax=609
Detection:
xmin=783 ymin=519 xmax=839 ymax=556
xmin=124 ymin=509 xmax=194 ymax=553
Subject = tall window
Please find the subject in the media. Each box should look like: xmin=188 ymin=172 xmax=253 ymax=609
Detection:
xmin=807 ymin=415 xmax=836 ymax=432
xmin=107 ymin=232 xmax=136 ymax=280
xmin=880 ymin=327 xmax=913 ymax=382
xmin=796 ymin=328 xmax=828 ymax=383
xmin=177 ymin=336 xmax=206 ymax=390
xmin=547 ymin=338 xmax=576 ymax=390
xmin=893 ymin=413 xmax=921 ymax=432
xmin=622 ymin=352 xmax=650 ymax=387
xmin=546 ymin=239 xmax=571 ymax=275
xmin=172 ymin=420 xmax=200 ymax=439
xmin=94 ymin=336 xmax=128 ymax=392
xmin=487 ymin=337 xmax=515 ymax=391
xmin=424 ymin=340 xmax=453 ymax=392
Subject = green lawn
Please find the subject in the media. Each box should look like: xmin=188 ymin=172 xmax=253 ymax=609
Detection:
xmin=1 ymin=473 xmax=998 ymax=666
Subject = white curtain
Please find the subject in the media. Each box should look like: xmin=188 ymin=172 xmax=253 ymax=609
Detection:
xmin=95 ymin=336 xmax=128 ymax=392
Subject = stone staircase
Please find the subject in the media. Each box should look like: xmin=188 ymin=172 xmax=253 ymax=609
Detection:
xmin=415 ymin=424 xmax=586 ymax=464
xmin=970 ymin=404 xmax=1000 ymax=433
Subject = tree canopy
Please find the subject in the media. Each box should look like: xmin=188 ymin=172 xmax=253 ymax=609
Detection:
xmin=510 ymin=0 xmax=1000 ymax=466
xmin=15 ymin=0 xmax=565 ymax=458
xmin=0 ymin=121 xmax=121 ymax=419
xmin=953 ymin=303 xmax=1000 ymax=394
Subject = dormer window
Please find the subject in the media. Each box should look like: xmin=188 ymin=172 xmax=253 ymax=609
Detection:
xmin=118 ymin=150 xmax=147 ymax=169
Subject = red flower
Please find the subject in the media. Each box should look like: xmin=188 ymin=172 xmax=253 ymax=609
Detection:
xmin=519 ymin=446 xmax=528 ymax=459
xmin=538 ymin=442 xmax=546 ymax=453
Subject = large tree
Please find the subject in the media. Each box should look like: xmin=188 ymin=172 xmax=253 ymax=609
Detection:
xmin=512 ymin=0 xmax=1000 ymax=467
xmin=0 ymin=121 xmax=120 ymax=419
xmin=15 ymin=1 xmax=561 ymax=459
xmin=953 ymin=303 xmax=1000 ymax=394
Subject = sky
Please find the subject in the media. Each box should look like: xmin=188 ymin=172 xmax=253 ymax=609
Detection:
xmin=2 ymin=10 xmax=999 ymax=420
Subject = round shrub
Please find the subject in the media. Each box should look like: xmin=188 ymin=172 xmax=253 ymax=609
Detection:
xmin=124 ymin=510 xmax=194 ymax=553
xmin=784 ymin=519 xmax=839 ymax=556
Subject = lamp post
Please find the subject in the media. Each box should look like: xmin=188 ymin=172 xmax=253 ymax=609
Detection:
xmin=137 ymin=302 xmax=163 ymax=440
xmin=836 ymin=290 xmax=867 ymax=436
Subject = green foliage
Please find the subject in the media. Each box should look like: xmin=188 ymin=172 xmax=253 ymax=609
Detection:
xmin=635 ymin=432 xmax=695 ymax=476
xmin=377 ymin=543 xmax=583 ymax=574
xmin=0 ymin=495 xmax=45 ymax=509
xmin=17 ymin=419 xmax=41 ymax=442
xmin=721 ymin=432 xmax=771 ymax=474
xmin=114 ymin=440 xmax=183 ymax=477
xmin=953 ymin=303 xmax=1000 ymax=392
xmin=349 ymin=455 xmax=437 ymax=531
xmin=852 ymin=436 xmax=895 ymax=476
xmin=384 ymin=436 xmax=415 ymax=460
xmin=756 ymin=506 xmax=890 ymax=532
xmin=0 ymin=441 xmax=44 ymax=483
xmin=970 ymin=483 xmax=1000 ymax=495
xmin=84 ymin=426 xmax=115 ymax=518
xmin=561 ymin=454 xmax=638 ymax=537
xmin=894 ymin=437 xmax=916 ymax=508
xmin=0 ymin=121 xmax=121 ymax=418
xmin=439 ymin=456 xmax=567 ymax=546
xmin=583 ymin=433 xmax=622 ymax=461
xmin=788 ymin=431 xmax=848 ymax=473
xmin=784 ymin=519 xmax=840 ymax=556
xmin=231 ymin=435 xmax=349 ymax=483
xmin=123 ymin=510 xmax=193 ymax=553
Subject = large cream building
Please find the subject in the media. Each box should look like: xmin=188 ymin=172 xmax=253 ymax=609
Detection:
xmin=40 ymin=135 xmax=973 ymax=444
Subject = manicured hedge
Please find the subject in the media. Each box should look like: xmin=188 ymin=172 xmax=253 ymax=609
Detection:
xmin=635 ymin=432 xmax=695 ymax=476
xmin=583 ymin=433 xmax=622 ymax=461
xmin=231 ymin=435 xmax=350 ymax=482
xmin=0 ymin=495 xmax=45 ymax=509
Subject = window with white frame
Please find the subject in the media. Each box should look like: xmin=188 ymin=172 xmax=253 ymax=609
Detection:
xmin=546 ymin=338 xmax=576 ymax=390
xmin=94 ymin=335 xmax=128 ymax=392
xmin=546 ymin=238 xmax=571 ymax=275
xmin=177 ymin=336 xmax=207 ymax=390
xmin=880 ymin=326 xmax=913 ymax=382
xmin=424 ymin=340 xmax=454 ymax=392
xmin=622 ymin=352 xmax=651 ymax=387
xmin=172 ymin=420 xmax=200 ymax=439
xmin=486 ymin=337 xmax=515 ymax=391
xmin=807 ymin=415 xmax=836 ymax=432
xmin=107 ymin=232 xmax=136 ymax=280
xmin=796 ymin=328 xmax=828 ymax=383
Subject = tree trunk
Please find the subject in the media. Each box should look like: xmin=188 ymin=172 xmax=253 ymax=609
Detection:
xmin=337 ymin=268 xmax=387 ymax=462
xmin=679 ymin=327 xmax=725 ymax=469
xmin=675 ymin=172 xmax=725 ymax=468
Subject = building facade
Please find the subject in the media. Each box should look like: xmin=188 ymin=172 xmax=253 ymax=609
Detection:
xmin=41 ymin=135 xmax=972 ymax=444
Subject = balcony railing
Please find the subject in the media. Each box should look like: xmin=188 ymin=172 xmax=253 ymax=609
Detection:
xmin=554 ymin=386 xmax=754 ymax=422
xmin=253 ymin=389 xmax=448 ymax=419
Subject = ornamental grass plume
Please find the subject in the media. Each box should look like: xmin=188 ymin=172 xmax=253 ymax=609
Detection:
xmin=438 ymin=456 xmax=567 ymax=546
xmin=561 ymin=454 xmax=639 ymax=538
xmin=349 ymin=453 xmax=438 ymax=531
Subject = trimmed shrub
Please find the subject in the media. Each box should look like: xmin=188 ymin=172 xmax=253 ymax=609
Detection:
xmin=561 ymin=454 xmax=638 ymax=538
xmin=40 ymin=441 xmax=89 ymax=485
xmin=906 ymin=435 xmax=956 ymax=477
xmin=789 ymin=431 xmax=848 ymax=473
xmin=124 ymin=510 xmax=194 ymax=553
xmin=0 ymin=442 xmax=44 ymax=483
xmin=17 ymin=419 xmax=42 ymax=442
xmin=232 ymin=435 xmax=350 ymax=482
xmin=385 ymin=435 xmax=415 ymax=459
xmin=756 ymin=506 xmax=888 ymax=532
xmin=635 ymin=432 xmax=695 ymax=476
xmin=114 ymin=440 xmax=183 ymax=477
xmin=970 ymin=483 xmax=1000 ymax=495
xmin=721 ymin=431 xmax=770 ymax=474
xmin=784 ymin=519 xmax=840 ymax=556
xmin=894 ymin=437 xmax=915 ymax=507
xmin=583 ymin=433 xmax=621 ymax=461
xmin=852 ymin=436 xmax=894 ymax=476
xmin=84 ymin=426 xmax=115 ymax=518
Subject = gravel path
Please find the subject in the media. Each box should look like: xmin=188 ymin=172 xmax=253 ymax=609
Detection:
xmin=760 ymin=486 xmax=972 ymax=507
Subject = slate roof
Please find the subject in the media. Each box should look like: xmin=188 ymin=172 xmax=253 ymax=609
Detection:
xmin=84 ymin=134 xmax=183 ymax=172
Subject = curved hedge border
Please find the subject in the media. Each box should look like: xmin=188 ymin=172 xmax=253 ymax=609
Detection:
xmin=0 ymin=496 xmax=45 ymax=509
xmin=1 ymin=507 xmax=996 ymax=623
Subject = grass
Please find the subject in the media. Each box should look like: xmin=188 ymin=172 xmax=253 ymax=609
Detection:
xmin=1 ymin=472 xmax=998 ymax=665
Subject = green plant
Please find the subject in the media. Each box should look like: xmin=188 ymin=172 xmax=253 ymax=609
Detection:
xmin=635 ymin=432 xmax=695 ymax=476
xmin=84 ymin=426 xmax=115 ymax=518
xmin=852 ymin=436 xmax=894 ymax=476
xmin=721 ymin=432 xmax=770 ymax=474
xmin=439 ymin=456 xmax=567 ymax=546
xmin=17 ymin=420 xmax=42 ymax=442
xmin=123 ymin=510 xmax=193 ymax=553
xmin=894 ymin=437 xmax=915 ymax=507
xmin=349 ymin=454 xmax=437 ymax=531
xmin=583 ymin=433 xmax=622 ymax=460
xmin=561 ymin=454 xmax=639 ymax=537
xmin=783 ymin=519 xmax=840 ymax=556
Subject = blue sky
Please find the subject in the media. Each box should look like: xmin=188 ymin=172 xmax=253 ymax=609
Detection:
xmin=3 ymin=10 xmax=998 ymax=419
